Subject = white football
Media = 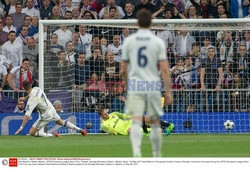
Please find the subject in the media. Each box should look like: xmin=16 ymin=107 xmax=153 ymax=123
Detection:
xmin=224 ymin=120 xmax=235 ymax=130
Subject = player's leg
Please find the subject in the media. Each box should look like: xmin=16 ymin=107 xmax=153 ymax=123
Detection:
xmin=53 ymin=114 xmax=87 ymax=137
xmin=160 ymin=120 xmax=175 ymax=136
xmin=30 ymin=119 xmax=53 ymax=137
xmin=127 ymin=94 xmax=145 ymax=157
xmin=147 ymin=93 xmax=163 ymax=157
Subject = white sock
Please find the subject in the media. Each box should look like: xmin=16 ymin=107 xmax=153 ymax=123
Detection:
xmin=150 ymin=124 xmax=162 ymax=157
xmin=130 ymin=120 xmax=142 ymax=157
xmin=35 ymin=130 xmax=53 ymax=137
xmin=63 ymin=120 xmax=81 ymax=131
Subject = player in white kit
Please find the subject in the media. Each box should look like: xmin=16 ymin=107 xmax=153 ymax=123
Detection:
xmin=15 ymin=80 xmax=87 ymax=137
xmin=121 ymin=9 xmax=172 ymax=157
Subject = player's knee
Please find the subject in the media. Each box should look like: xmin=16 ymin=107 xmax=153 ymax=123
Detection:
xmin=29 ymin=129 xmax=36 ymax=136
xmin=56 ymin=119 xmax=64 ymax=125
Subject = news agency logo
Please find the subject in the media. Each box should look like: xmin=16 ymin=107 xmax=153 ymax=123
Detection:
xmin=2 ymin=159 xmax=8 ymax=166
xmin=127 ymin=79 xmax=164 ymax=92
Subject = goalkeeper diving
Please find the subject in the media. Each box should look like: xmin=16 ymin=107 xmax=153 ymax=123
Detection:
xmin=97 ymin=106 xmax=174 ymax=136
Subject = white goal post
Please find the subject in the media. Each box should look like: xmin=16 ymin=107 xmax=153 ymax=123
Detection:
xmin=39 ymin=18 xmax=250 ymax=134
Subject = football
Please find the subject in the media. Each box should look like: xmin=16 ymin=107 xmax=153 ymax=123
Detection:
xmin=224 ymin=120 xmax=235 ymax=130
xmin=86 ymin=122 xmax=93 ymax=129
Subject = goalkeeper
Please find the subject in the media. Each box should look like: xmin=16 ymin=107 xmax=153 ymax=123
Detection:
xmin=97 ymin=108 xmax=174 ymax=136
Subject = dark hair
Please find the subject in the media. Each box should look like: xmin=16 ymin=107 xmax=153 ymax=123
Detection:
xmin=22 ymin=58 xmax=30 ymax=63
xmin=8 ymin=30 xmax=16 ymax=35
xmin=136 ymin=9 xmax=152 ymax=28
xmin=109 ymin=6 xmax=117 ymax=12
xmin=22 ymin=80 xmax=32 ymax=91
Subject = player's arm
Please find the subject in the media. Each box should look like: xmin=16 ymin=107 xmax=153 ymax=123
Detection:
xmin=7 ymin=72 xmax=19 ymax=92
xmin=160 ymin=60 xmax=172 ymax=105
xmin=101 ymin=124 xmax=117 ymax=135
xmin=121 ymin=37 xmax=129 ymax=88
xmin=120 ymin=61 xmax=128 ymax=88
xmin=15 ymin=115 xmax=30 ymax=135
xmin=15 ymin=96 xmax=37 ymax=135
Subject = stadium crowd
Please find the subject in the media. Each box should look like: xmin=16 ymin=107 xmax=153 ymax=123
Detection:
xmin=0 ymin=0 xmax=249 ymax=113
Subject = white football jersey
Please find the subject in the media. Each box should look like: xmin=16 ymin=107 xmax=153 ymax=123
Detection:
xmin=121 ymin=29 xmax=167 ymax=93
xmin=25 ymin=87 xmax=56 ymax=117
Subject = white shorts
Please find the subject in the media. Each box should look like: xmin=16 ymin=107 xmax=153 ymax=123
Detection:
xmin=32 ymin=111 xmax=61 ymax=130
xmin=126 ymin=93 xmax=163 ymax=119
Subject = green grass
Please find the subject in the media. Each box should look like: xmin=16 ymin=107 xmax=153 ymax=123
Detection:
xmin=0 ymin=134 xmax=250 ymax=157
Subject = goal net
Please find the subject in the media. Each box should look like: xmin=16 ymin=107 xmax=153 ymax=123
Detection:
xmin=39 ymin=19 xmax=250 ymax=134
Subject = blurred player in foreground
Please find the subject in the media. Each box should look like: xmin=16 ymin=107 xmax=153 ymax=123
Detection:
xmin=15 ymin=80 xmax=87 ymax=137
xmin=121 ymin=9 xmax=172 ymax=157
xmin=98 ymin=108 xmax=174 ymax=136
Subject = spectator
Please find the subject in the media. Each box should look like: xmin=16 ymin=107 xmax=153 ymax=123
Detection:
xmin=0 ymin=21 xmax=8 ymax=47
xmin=16 ymin=25 xmax=29 ymax=45
xmin=88 ymin=47 xmax=105 ymax=75
xmin=73 ymin=53 xmax=90 ymax=89
xmin=219 ymin=31 xmax=236 ymax=64
xmin=109 ymin=6 xmax=121 ymax=19
xmin=7 ymin=58 xmax=32 ymax=93
xmin=230 ymin=73 xmax=246 ymax=112
xmin=79 ymin=0 xmax=97 ymax=12
xmin=230 ymin=0 xmax=249 ymax=18
xmin=22 ymin=0 xmax=40 ymax=19
xmin=187 ymin=5 xmax=198 ymax=18
xmin=79 ymin=25 xmax=92 ymax=56
xmin=190 ymin=0 xmax=209 ymax=18
xmin=216 ymin=3 xmax=227 ymax=18
xmin=120 ymin=28 xmax=130 ymax=45
xmin=10 ymin=2 xmax=27 ymax=29
xmin=236 ymin=44 xmax=249 ymax=84
xmin=53 ymin=100 xmax=64 ymax=113
xmin=16 ymin=15 xmax=32 ymax=35
xmin=240 ymin=30 xmax=249 ymax=52
xmin=208 ymin=0 xmax=218 ymax=18
xmin=65 ymin=41 xmax=77 ymax=64
xmin=23 ymin=37 xmax=38 ymax=72
xmin=3 ymin=15 xmax=17 ymax=33
xmin=60 ymin=0 xmax=75 ymax=17
xmin=100 ymin=36 xmax=108 ymax=55
xmin=107 ymin=34 xmax=122 ymax=62
xmin=28 ymin=15 xmax=39 ymax=36
xmin=133 ymin=0 xmax=155 ymax=15
xmin=222 ymin=62 xmax=233 ymax=89
xmin=64 ymin=10 xmax=73 ymax=19
xmin=200 ymin=37 xmax=211 ymax=59
xmin=4 ymin=0 xmax=17 ymax=15
xmin=110 ymin=81 xmax=126 ymax=112
xmin=104 ymin=51 xmax=120 ymax=83
xmin=54 ymin=25 xmax=73 ymax=48
xmin=50 ymin=5 xmax=64 ymax=19
xmin=40 ymin=0 xmax=53 ymax=19
xmin=173 ymin=30 xmax=196 ymax=58
xmin=200 ymin=45 xmax=223 ymax=111
xmin=122 ymin=2 xmax=135 ymax=19
xmin=91 ymin=36 xmax=100 ymax=51
xmin=2 ymin=31 xmax=23 ymax=70
xmin=153 ymin=0 xmax=176 ymax=19
xmin=48 ymin=33 xmax=64 ymax=54
xmin=53 ymin=50 xmax=73 ymax=89
xmin=184 ymin=0 xmax=200 ymax=17
xmin=152 ymin=28 xmax=173 ymax=51
xmin=72 ymin=7 xmax=80 ymax=19
xmin=98 ymin=0 xmax=125 ymax=19
xmin=0 ymin=61 xmax=7 ymax=92
xmin=72 ymin=32 xmax=87 ymax=54
xmin=14 ymin=100 xmax=26 ymax=113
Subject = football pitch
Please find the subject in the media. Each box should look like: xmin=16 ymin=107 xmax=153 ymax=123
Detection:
xmin=0 ymin=134 xmax=250 ymax=157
